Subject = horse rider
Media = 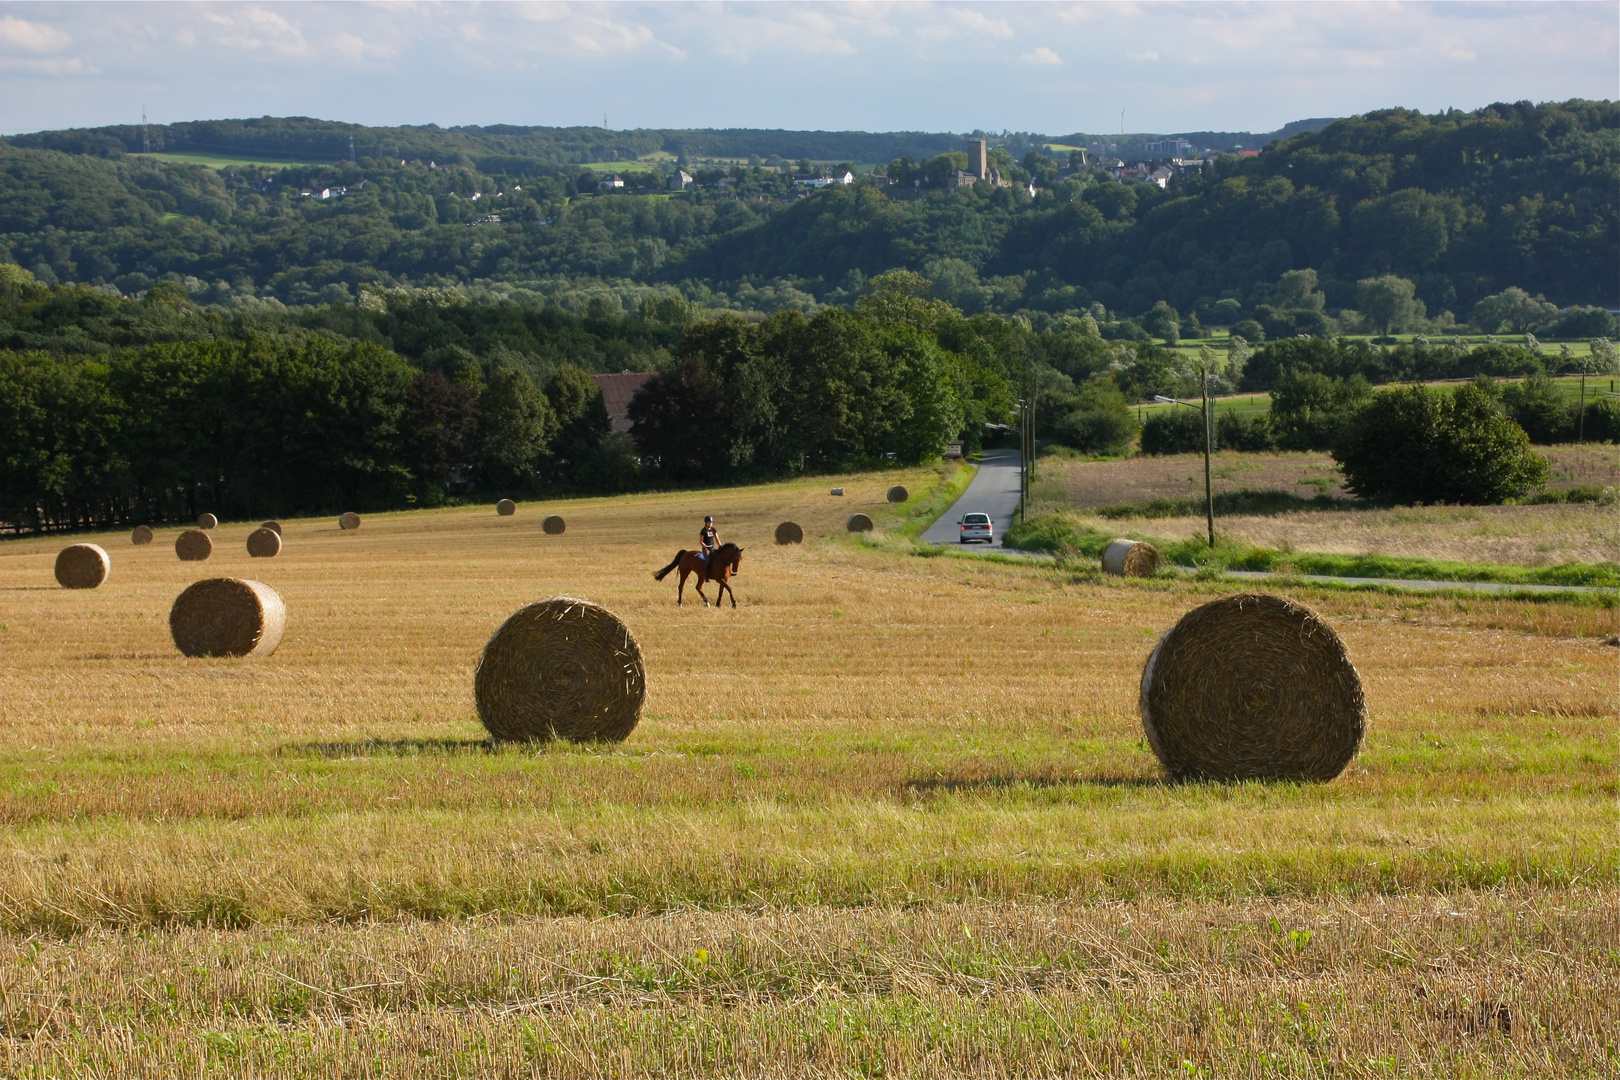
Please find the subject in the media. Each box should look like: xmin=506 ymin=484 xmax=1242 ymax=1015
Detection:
xmin=698 ymin=515 xmax=719 ymax=569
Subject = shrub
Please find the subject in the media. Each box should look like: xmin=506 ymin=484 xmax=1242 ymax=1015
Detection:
xmin=1049 ymin=378 xmax=1138 ymax=455
xmin=1215 ymin=411 xmax=1277 ymax=451
xmin=1140 ymin=408 xmax=1206 ymax=455
xmin=1500 ymin=375 xmax=1574 ymax=444
xmin=1333 ymin=383 xmax=1547 ymax=504
xmin=1576 ymin=397 xmax=1620 ymax=443
xmin=1269 ymin=371 xmax=1372 ymax=451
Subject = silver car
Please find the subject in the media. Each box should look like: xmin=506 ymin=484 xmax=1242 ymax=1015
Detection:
xmin=958 ymin=512 xmax=993 ymax=544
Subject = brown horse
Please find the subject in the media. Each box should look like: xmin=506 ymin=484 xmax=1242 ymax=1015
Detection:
xmin=653 ymin=542 xmax=743 ymax=607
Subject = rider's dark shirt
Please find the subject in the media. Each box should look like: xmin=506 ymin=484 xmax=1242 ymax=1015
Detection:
xmin=700 ymin=525 xmax=718 ymax=549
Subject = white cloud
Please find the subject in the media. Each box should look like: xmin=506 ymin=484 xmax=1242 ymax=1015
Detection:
xmin=0 ymin=15 xmax=71 ymax=53
xmin=1022 ymin=47 xmax=1063 ymax=66
xmin=1126 ymin=50 xmax=1159 ymax=61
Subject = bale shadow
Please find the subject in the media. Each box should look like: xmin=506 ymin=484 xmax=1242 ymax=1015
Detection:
xmin=0 ymin=586 xmax=58 ymax=592
xmin=282 ymin=737 xmax=496 ymax=759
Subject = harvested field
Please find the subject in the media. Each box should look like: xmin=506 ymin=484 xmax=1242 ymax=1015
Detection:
xmin=0 ymin=462 xmax=1612 ymax=1076
xmin=1036 ymin=446 xmax=1620 ymax=566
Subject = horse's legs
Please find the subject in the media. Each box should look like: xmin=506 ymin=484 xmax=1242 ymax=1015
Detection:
xmin=676 ymin=568 xmax=686 ymax=605
xmin=695 ymin=574 xmax=711 ymax=607
xmin=721 ymin=578 xmax=736 ymax=608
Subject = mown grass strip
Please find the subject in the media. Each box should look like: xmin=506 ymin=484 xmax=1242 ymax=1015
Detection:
xmin=1004 ymin=510 xmax=1620 ymax=587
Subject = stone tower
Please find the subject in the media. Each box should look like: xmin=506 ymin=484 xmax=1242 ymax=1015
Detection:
xmin=969 ymin=139 xmax=988 ymax=180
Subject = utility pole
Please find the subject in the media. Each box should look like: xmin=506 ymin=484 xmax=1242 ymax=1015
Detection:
xmin=1202 ymin=369 xmax=1214 ymax=548
xmin=1154 ymin=382 xmax=1216 ymax=548
xmin=141 ymin=107 xmax=150 ymax=154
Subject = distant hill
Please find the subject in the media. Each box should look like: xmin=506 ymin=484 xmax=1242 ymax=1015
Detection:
xmin=4 ymin=117 xmax=971 ymax=169
xmin=1051 ymin=118 xmax=1340 ymax=157
xmin=1 ymin=101 xmax=1613 ymax=314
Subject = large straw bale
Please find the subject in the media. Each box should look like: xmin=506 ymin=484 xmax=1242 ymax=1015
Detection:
xmin=542 ymin=514 xmax=566 ymax=535
xmin=339 ymin=512 xmax=361 ymax=530
xmin=55 ymin=543 xmax=109 ymax=589
xmin=260 ymin=520 xmax=282 ymax=535
xmin=175 ymin=529 xmax=213 ymax=562
xmin=1102 ymin=538 xmax=1160 ymax=577
xmin=246 ymin=527 xmax=282 ymax=558
xmin=496 ymin=499 xmax=517 ymax=516
xmin=131 ymin=525 xmax=154 ymax=545
xmin=846 ymin=513 xmax=874 ymax=533
xmin=169 ymin=578 xmax=286 ymax=658
xmin=475 ymin=597 xmax=644 ymax=743
xmin=1138 ymin=593 xmax=1365 ymax=782
xmin=774 ymin=521 xmax=804 ymax=545
xmin=887 ymin=485 xmax=909 ymax=503
xmin=197 ymin=513 xmax=218 ymax=530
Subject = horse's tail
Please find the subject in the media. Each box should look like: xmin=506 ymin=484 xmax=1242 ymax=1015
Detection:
xmin=653 ymin=550 xmax=685 ymax=581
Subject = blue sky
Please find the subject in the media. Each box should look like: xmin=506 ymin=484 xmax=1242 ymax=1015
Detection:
xmin=1 ymin=2 xmax=1615 ymax=137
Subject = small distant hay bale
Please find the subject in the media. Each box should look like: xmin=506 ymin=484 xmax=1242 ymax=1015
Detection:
xmin=131 ymin=525 xmax=154 ymax=546
xmin=197 ymin=513 xmax=218 ymax=530
xmin=1102 ymin=538 xmax=1160 ymax=578
xmin=774 ymin=521 xmax=804 ymax=545
xmin=496 ymin=499 xmax=517 ymax=516
xmin=55 ymin=543 xmax=109 ymax=589
xmin=260 ymin=520 xmax=282 ymax=535
xmin=246 ymin=527 xmax=282 ymax=558
xmin=475 ymin=596 xmax=644 ymax=743
xmin=169 ymin=578 xmax=286 ymax=658
xmin=830 ymin=487 xmax=845 ymax=496
xmin=175 ymin=529 xmax=213 ymax=562
xmin=846 ymin=513 xmax=874 ymax=533
xmin=886 ymin=485 xmax=909 ymax=503
xmin=542 ymin=514 xmax=566 ymax=535
xmin=1139 ymin=593 xmax=1365 ymax=783
xmin=339 ymin=512 xmax=361 ymax=530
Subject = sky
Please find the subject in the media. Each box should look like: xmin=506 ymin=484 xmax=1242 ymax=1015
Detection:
xmin=0 ymin=1 xmax=1615 ymax=137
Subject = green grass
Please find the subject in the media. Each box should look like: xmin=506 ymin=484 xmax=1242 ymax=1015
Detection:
xmin=136 ymin=151 xmax=333 ymax=170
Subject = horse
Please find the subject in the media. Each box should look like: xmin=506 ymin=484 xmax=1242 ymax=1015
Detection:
xmin=653 ymin=542 xmax=743 ymax=607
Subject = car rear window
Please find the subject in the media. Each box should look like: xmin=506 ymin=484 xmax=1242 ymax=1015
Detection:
xmin=964 ymin=514 xmax=989 ymax=523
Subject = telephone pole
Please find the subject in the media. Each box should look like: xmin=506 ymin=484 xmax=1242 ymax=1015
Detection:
xmin=141 ymin=108 xmax=150 ymax=154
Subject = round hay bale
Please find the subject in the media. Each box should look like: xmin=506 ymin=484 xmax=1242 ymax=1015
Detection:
xmin=260 ymin=520 xmax=282 ymax=535
xmin=196 ymin=513 xmax=218 ymax=530
xmin=475 ymin=596 xmax=644 ymax=743
xmin=1139 ymin=594 xmax=1365 ymax=783
xmin=169 ymin=578 xmax=286 ymax=659
xmin=830 ymin=487 xmax=845 ymax=496
xmin=246 ymin=527 xmax=282 ymax=558
xmin=175 ymin=529 xmax=213 ymax=562
xmin=339 ymin=512 xmax=361 ymax=530
xmin=54 ymin=543 xmax=109 ymax=589
xmin=774 ymin=521 xmax=804 ymax=545
xmin=886 ymin=485 xmax=909 ymax=503
xmin=496 ymin=498 xmax=517 ymax=516
xmin=542 ymin=514 xmax=566 ymax=535
xmin=131 ymin=525 xmax=154 ymax=546
xmin=1102 ymin=538 xmax=1160 ymax=578
xmin=846 ymin=513 xmax=874 ymax=533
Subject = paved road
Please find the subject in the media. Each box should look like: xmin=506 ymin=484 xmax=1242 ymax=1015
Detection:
xmin=920 ymin=447 xmax=1022 ymax=547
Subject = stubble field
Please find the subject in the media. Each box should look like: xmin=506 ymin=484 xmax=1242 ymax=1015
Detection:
xmin=0 ymin=464 xmax=1614 ymax=1077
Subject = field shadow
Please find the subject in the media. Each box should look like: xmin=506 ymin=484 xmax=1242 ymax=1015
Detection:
xmin=282 ymin=737 xmax=496 ymax=759
xmin=0 ymin=586 xmax=58 ymax=592
xmin=74 ymin=652 xmax=173 ymax=661
xmin=903 ymin=772 xmax=1163 ymax=796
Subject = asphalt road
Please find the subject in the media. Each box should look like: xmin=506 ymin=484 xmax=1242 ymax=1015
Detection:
xmin=920 ymin=447 xmax=1022 ymax=547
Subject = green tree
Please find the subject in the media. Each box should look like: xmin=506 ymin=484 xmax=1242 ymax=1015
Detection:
xmin=1468 ymin=287 xmax=1560 ymax=334
xmin=1356 ymin=275 xmax=1424 ymax=335
xmin=476 ymin=365 xmax=554 ymax=489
